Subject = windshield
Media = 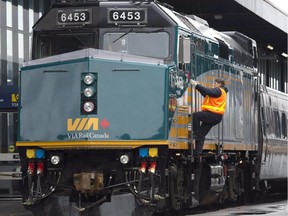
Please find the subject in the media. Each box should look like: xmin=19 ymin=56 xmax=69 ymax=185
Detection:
xmin=103 ymin=32 xmax=169 ymax=59
xmin=33 ymin=31 xmax=96 ymax=59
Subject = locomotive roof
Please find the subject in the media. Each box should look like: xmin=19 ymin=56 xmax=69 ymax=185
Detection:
xmin=159 ymin=3 xmax=256 ymax=59
xmin=22 ymin=48 xmax=165 ymax=68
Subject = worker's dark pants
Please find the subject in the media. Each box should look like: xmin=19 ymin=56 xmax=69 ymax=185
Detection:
xmin=192 ymin=111 xmax=223 ymax=155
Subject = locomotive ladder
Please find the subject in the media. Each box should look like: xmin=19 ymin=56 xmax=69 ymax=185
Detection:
xmin=217 ymin=63 xmax=224 ymax=155
xmin=187 ymin=40 xmax=200 ymax=207
xmin=188 ymin=83 xmax=201 ymax=207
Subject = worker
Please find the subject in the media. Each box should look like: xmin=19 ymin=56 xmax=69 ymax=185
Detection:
xmin=190 ymin=78 xmax=228 ymax=156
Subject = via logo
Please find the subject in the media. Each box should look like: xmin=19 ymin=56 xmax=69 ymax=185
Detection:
xmin=67 ymin=118 xmax=110 ymax=131
xmin=67 ymin=118 xmax=98 ymax=131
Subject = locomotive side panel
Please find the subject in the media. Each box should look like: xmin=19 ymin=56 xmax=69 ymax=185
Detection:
xmin=184 ymin=55 xmax=258 ymax=150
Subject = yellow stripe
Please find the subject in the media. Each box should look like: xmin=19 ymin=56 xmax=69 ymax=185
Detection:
xmin=17 ymin=141 xmax=258 ymax=151
xmin=169 ymin=141 xmax=188 ymax=149
xmin=203 ymin=143 xmax=258 ymax=151
xmin=16 ymin=140 xmax=169 ymax=149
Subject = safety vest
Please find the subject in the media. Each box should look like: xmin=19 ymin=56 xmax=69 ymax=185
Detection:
xmin=201 ymin=88 xmax=227 ymax=115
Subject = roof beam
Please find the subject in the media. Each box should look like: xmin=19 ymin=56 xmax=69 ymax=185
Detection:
xmin=234 ymin=0 xmax=288 ymax=33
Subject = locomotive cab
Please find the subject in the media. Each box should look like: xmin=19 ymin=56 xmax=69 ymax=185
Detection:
xmin=31 ymin=1 xmax=177 ymax=62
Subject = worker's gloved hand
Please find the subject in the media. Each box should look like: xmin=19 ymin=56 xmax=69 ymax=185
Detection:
xmin=190 ymin=79 xmax=198 ymax=87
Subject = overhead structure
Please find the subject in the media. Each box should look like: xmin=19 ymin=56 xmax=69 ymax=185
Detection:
xmin=162 ymin=0 xmax=287 ymax=57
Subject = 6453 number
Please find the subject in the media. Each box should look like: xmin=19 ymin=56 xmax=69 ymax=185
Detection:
xmin=108 ymin=9 xmax=146 ymax=23
xmin=57 ymin=10 xmax=91 ymax=25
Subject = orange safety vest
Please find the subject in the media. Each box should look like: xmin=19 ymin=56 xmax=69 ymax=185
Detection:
xmin=201 ymin=88 xmax=227 ymax=115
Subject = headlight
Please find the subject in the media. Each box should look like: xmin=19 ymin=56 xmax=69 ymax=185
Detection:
xmin=120 ymin=154 xmax=129 ymax=164
xmin=50 ymin=155 xmax=60 ymax=165
xmin=83 ymin=101 xmax=95 ymax=113
xmin=83 ymin=87 xmax=95 ymax=98
xmin=83 ymin=74 xmax=95 ymax=85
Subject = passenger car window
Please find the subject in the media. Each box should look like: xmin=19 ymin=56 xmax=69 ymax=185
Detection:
xmin=273 ymin=111 xmax=281 ymax=138
xmin=281 ymin=112 xmax=287 ymax=138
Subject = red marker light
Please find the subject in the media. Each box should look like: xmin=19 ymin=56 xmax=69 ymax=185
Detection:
xmin=149 ymin=162 xmax=157 ymax=174
xmin=139 ymin=161 xmax=147 ymax=173
xmin=37 ymin=162 xmax=44 ymax=175
xmin=27 ymin=162 xmax=35 ymax=175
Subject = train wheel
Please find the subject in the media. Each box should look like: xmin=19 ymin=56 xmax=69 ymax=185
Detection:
xmin=168 ymin=163 xmax=185 ymax=212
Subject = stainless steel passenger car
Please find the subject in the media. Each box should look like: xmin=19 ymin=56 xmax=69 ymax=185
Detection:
xmin=259 ymin=86 xmax=288 ymax=180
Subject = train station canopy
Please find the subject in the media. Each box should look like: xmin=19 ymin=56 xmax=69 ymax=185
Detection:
xmin=162 ymin=0 xmax=288 ymax=57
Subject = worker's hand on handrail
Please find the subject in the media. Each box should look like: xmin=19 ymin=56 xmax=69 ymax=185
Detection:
xmin=190 ymin=79 xmax=198 ymax=87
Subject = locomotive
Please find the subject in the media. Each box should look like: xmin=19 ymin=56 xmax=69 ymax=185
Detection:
xmin=16 ymin=0 xmax=287 ymax=215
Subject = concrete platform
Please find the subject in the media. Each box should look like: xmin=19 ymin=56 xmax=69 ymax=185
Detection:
xmin=0 ymin=198 xmax=287 ymax=216
xmin=0 ymin=199 xmax=32 ymax=216
xmin=187 ymin=200 xmax=288 ymax=216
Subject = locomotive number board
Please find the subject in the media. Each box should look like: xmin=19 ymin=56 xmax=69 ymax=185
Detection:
xmin=57 ymin=9 xmax=92 ymax=25
xmin=107 ymin=8 xmax=147 ymax=24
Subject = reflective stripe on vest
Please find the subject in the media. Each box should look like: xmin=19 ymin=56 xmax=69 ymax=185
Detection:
xmin=201 ymin=88 xmax=227 ymax=115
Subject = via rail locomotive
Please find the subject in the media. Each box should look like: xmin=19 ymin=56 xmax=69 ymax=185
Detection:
xmin=16 ymin=0 xmax=288 ymax=215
